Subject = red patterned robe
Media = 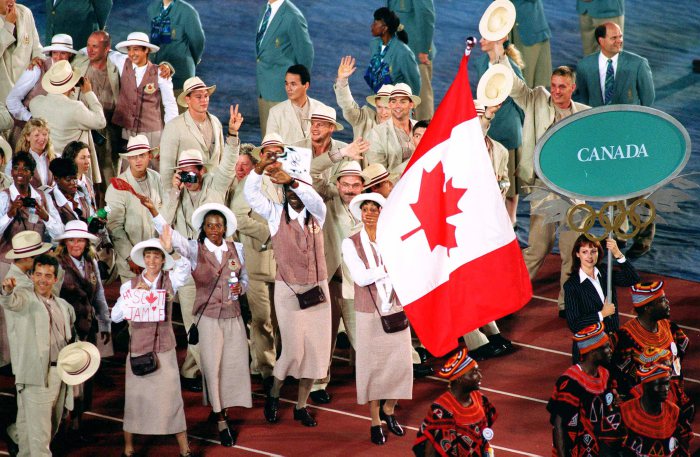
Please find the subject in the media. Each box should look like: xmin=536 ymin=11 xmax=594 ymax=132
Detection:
xmin=619 ymin=397 xmax=684 ymax=456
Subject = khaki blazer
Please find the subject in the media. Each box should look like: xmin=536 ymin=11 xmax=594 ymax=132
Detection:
xmin=0 ymin=285 xmax=75 ymax=388
xmin=506 ymin=59 xmax=589 ymax=185
xmin=159 ymin=111 xmax=225 ymax=188
xmin=0 ymin=4 xmax=43 ymax=102
xmin=333 ymin=81 xmax=378 ymax=141
xmin=72 ymin=54 xmax=121 ymax=106
xmin=162 ymin=137 xmax=239 ymax=238
xmin=29 ymin=92 xmax=107 ymax=183
xmin=266 ymin=97 xmax=326 ymax=145
xmin=0 ymin=101 xmax=12 ymax=132
xmin=230 ymin=174 xmax=279 ymax=282
xmin=366 ymin=119 xmax=417 ymax=176
xmin=105 ymin=168 xmax=163 ymax=279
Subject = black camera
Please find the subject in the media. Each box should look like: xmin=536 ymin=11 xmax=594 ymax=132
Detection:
xmin=179 ymin=172 xmax=198 ymax=184
xmin=22 ymin=197 xmax=36 ymax=208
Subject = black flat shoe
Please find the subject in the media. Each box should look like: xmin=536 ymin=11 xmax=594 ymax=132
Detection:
xmin=370 ymin=425 xmax=386 ymax=445
xmin=264 ymin=396 xmax=279 ymax=423
xmin=414 ymin=346 xmax=431 ymax=363
xmin=309 ymin=389 xmax=332 ymax=404
xmin=180 ymin=376 xmax=203 ymax=393
xmin=293 ymin=407 xmax=317 ymax=427
xmin=413 ymin=363 xmax=433 ymax=378
xmin=219 ymin=426 xmax=235 ymax=447
xmin=379 ymin=409 xmax=404 ymax=436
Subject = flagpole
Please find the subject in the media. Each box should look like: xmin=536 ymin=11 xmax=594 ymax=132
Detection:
xmin=606 ymin=205 xmax=613 ymax=302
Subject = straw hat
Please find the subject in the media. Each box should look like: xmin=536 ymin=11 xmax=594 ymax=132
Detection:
xmin=173 ymin=149 xmax=204 ymax=169
xmin=252 ymin=132 xmax=286 ymax=159
xmin=349 ymin=193 xmax=386 ymax=221
xmin=0 ymin=136 xmax=11 ymax=165
xmin=191 ymin=203 xmax=237 ymax=238
xmin=5 ymin=231 xmax=52 ymax=260
xmin=389 ymin=83 xmax=421 ymax=106
xmin=473 ymin=99 xmax=486 ymax=115
xmin=304 ymin=105 xmax=344 ymax=131
xmin=130 ymin=239 xmax=175 ymax=271
xmin=116 ymin=32 xmax=160 ymax=54
xmin=476 ymin=63 xmax=513 ymax=107
xmin=365 ymin=84 xmax=394 ymax=107
xmin=56 ymin=341 xmax=101 ymax=386
xmin=176 ymin=76 xmax=216 ymax=107
xmin=479 ymin=0 xmax=516 ymax=41
xmin=361 ymin=163 xmax=391 ymax=190
xmin=54 ymin=220 xmax=99 ymax=243
xmin=120 ymin=135 xmax=156 ymax=157
xmin=41 ymin=60 xmax=81 ymax=94
xmin=334 ymin=161 xmax=364 ymax=183
xmin=42 ymin=34 xmax=77 ymax=55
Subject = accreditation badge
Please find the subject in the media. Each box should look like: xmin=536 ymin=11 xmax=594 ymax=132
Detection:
xmin=228 ymin=258 xmax=239 ymax=271
xmin=144 ymin=83 xmax=157 ymax=95
xmin=89 ymin=272 xmax=97 ymax=285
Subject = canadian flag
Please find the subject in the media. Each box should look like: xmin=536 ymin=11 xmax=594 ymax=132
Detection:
xmin=377 ymin=50 xmax=532 ymax=356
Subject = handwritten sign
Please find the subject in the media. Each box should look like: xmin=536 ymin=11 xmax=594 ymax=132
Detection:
xmin=121 ymin=288 xmax=166 ymax=323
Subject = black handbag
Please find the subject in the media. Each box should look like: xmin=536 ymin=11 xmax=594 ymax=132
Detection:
xmin=188 ymin=258 xmax=228 ymax=346
xmin=129 ymin=321 xmax=159 ymax=376
xmin=280 ymin=218 xmax=326 ymax=309
xmin=369 ymin=288 xmax=409 ymax=334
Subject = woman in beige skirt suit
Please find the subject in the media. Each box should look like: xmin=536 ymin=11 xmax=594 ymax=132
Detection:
xmin=110 ymin=231 xmax=193 ymax=457
xmin=341 ymin=193 xmax=413 ymax=445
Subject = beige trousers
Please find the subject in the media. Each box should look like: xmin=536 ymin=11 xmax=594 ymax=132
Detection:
xmin=463 ymin=321 xmax=500 ymax=349
xmin=247 ymin=278 xmax=277 ymax=379
xmin=16 ymin=367 xmax=68 ymax=457
xmin=511 ymin=27 xmax=552 ymax=89
xmin=177 ymin=277 xmax=201 ymax=379
xmin=257 ymin=97 xmax=281 ymax=138
xmin=579 ymin=14 xmax=624 ymax=56
xmin=313 ymin=279 xmax=356 ymax=391
xmin=415 ymin=61 xmax=434 ymax=121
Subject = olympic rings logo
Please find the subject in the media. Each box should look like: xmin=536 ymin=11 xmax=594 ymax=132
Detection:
xmin=566 ymin=198 xmax=655 ymax=242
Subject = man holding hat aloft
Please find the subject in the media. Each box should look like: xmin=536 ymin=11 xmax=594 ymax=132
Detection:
xmin=28 ymin=60 xmax=106 ymax=186
xmin=109 ymin=31 xmax=178 ymax=149
xmin=105 ymin=134 xmax=164 ymax=285
xmin=7 ymin=34 xmax=77 ymax=126
xmin=0 ymin=254 xmax=76 ymax=457
xmin=547 ymin=323 xmax=624 ymax=456
xmin=160 ymin=77 xmax=241 ymax=187
xmin=611 ymin=281 xmax=689 ymax=397
xmin=244 ymin=136 xmax=330 ymax=427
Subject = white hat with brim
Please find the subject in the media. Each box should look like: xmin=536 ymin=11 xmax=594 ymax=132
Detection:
xmin=365 ymin=84 xmax=394 ymax=107
xmin=5 ymin=231 xmax=53 ymax=260
xmin=130 ymin=239 xmax=175 ymax=271
xmin=56 ymin=341 xmax=101 ymax=386
xmin=116 ymin=32 xmax=160 ymax=54
xmin=120 ymin=134 xmax=157 ymax=157
xmin=349 ymin=193 xmax=387 ymax=221
xmin=252 ymin=133 xmax=286 ymax=160
xmin=173 ymin=149 xmax=204 ymax=169
xmin=361 ymin=163 xmax=390 ymax=190
xmin=304 ymin=105 xmax=344 ymax=131
xmin=0 ymin=136 xmax=11 ymax=165
xmin=176 ymin=76 xmax=217 ymax=107
xmin=479 ymin=0 xmax=516 ymax=41
xmin=41 ymin=60 xmax=81 ymax=94
xmin=476 ymin=63 xmax=513 ymax=107
xmin=42 ymin=34 xmax=77 ymax=55
xmin=333 ymin=160 xmax=364 ymax=183
xmin=54 ymin=220 xmax=99 ymax=243
xmin=191 ymin=203 xmax=237 ymax=238
xmin=389 ymin=83 xmax=421 ymax=107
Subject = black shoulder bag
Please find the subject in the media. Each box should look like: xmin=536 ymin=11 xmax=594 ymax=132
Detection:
xmin=279 ymin=218 xmax=326 ymax=309
xmin=187 ymin=261 xmax=227 ymax=345
xmin=368 ymin=287 xmax=409 ymax=334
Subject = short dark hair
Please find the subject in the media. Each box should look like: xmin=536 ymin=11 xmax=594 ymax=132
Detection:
xmin=62 ymin=141 xmax=89 ymax=163
xmin=413 ymin=120 xmax=430 ymax=133
xmin=552 ymin=66 xmax=576 ymax=82
xmin=49 ymin=157 xmax=77 ymax=178
xmin=594 ymin=24 xmax=608 ymax=45
xmin=12 ymin=151 xmax=36 ymax=173
xmin=33 ymin=254 xmax=58 ymax=276
xmin=286 ymin=64 xmax=311 ymax=85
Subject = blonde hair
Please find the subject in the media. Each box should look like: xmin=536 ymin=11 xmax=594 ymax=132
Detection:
xmin=54 ymin=239 xmax=97 ymax=262
xmin=505 ymin=42 xmax=525 ymax=70
xmin=14 ymin=118 xmax=57 ymax=161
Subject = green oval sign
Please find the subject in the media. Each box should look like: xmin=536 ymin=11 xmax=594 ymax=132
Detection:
xmin=534 ymin=105 xmax=691 ymax=201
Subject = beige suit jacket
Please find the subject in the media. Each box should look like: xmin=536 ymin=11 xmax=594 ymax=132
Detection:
xmin=105 ymin=168 xmax=163 ymax=279
xmin=334 ymin=81 xmax=378 ymax=141
xmin=72 ymin=54 xmax=121 ymax=107
xmin=0 ymin=101 xmax=12 ymax=131
xmin=159 ymin=111 xmax=226 ymax=187
xmin=162 ymin=137 xmax=238 ymax=239
xmin=266 ymin=97 xmax=326 ymax=145
xmin=230 ymin=174 xmax=279 ymax=281
xmin=0 ymin=4 xmax=43 ymax=102
xmin=29 ymin=92 xmax=107 ymax=183
xmin=366 ymin=119 xmax=417 ymax=176
xmin=507 ymin=60 xmax=589 ymax=185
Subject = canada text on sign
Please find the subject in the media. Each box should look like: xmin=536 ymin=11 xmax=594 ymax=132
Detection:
xmin=534 ymin=105 xmax=691 ymax=202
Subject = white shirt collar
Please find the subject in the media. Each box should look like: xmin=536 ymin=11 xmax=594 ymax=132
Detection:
xmin=140 ymin=272 xmax=162 ymax=288
xmin=70 ymin=255 xmax=85 ymax=271
xmin=287 ymin=205 xmax=308 ymax=228
xmin=578 ymin=267 xmax=601 ymax=283
xmin=204 ymin=237 xmax=228 ymax=253
xmin=9 ymin=184 xmax=40 ymax=199
xmin=268 ymin=0 xmax=285 ymax=15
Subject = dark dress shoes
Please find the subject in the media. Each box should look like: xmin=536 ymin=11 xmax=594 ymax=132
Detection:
xmin=264 ymin=396 xmax=280 ymax=423
xmin=413 ymin=363 xmax=433 ymax=378
xmin=487 ymin=333 xmax=514 ymax=353
xmin=309 ymin=389 xmax=332 ymax=404
xmin=370 ymin=425 xmax=386 ymax=445
xmin=468 ymin=343 xmax=504 ymax=361
xmin=219 ymin=426 xmax=235 ymax=447
xmin=293 ymin=406 xmax=317 ymax=427
xmin=180 ymin=376 xmax=203 ymax=393
xmin=414 ymin=346 xmax=431 ymax=363
xmin=380 ymin=409 xmax=405 ymax=436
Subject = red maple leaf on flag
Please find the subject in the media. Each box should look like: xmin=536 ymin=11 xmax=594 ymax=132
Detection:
xmin=401 ymin=161 xmax=467 ymax=252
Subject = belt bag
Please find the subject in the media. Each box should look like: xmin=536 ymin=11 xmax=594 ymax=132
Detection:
xmin=130 ymin=351 xmax=158 ymax=376
xmin=380 ymin=310 xmax=409 ymax=333
xmin=296 ymin=285 xmax=326 ymax=309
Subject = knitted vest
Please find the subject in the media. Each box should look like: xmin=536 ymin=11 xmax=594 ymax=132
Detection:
xmin=112 ymin=59 xmax=163 ymax=133
xmin=271 ymin=212 xmax=327 ymax=284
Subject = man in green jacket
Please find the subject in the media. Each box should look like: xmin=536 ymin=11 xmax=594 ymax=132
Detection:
xmin=45 ymin=0 xmax=112 ymax=50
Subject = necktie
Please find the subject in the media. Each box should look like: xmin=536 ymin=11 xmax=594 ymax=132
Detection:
xmin=256 ymin=4 xmax=272 ymax=50
xmin=604 ymin=59 xmax=614 ymax=105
